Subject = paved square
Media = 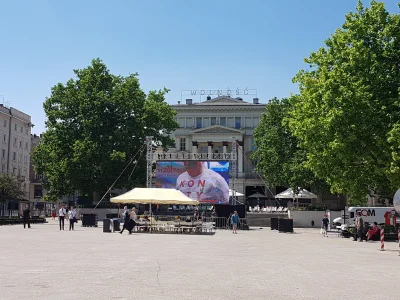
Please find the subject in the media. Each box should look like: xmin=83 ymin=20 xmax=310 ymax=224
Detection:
xmin=0 ymin=220 xmax=399 ymax=300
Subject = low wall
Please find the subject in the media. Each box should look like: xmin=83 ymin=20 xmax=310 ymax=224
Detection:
xmin=288 ymin=210 xmax=341 ymax=228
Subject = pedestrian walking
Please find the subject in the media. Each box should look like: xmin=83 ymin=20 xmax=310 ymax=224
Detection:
xmin=68 ymin=206 xmax=77 ymax=231
xmin=321 ymin=214 xmax=329 ymax=237
xmin=22 ymin=206 xmax=31 ymax=229
xmin=231 ymin=211 xmax=239 ymax=234
xmin=120 ymin=207 xmax=132 ymax=234
xmin=59 ymin=205 xmax=66 ymax=230
xmin=51 ymin=207 xmax=56 ymax=220
xmin=130 ymin=207 xmax=138 ymax=233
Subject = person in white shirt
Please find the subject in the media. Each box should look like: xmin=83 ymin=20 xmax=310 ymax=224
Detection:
xmin=68 ymin=206 xmax=77 ymax=231
xmin=59 ymin=205 xmax=67 ymax=230
xmin=176 ymin=161 xmax=229 ymax=204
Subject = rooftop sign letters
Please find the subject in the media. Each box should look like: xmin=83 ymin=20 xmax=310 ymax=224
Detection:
xmin=181 ymin=88 xmax=257 ymax=98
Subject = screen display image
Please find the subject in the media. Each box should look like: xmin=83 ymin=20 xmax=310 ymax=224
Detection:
xmin=155 ymin=161 xmax=230 ymax=204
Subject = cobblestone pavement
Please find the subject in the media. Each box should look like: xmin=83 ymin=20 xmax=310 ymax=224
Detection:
xmin=0 ymin=219 xmax=399 ymax=300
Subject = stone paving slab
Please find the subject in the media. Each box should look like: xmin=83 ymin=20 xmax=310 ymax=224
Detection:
xmin=0 ymin=219 xmax=399 ymax=300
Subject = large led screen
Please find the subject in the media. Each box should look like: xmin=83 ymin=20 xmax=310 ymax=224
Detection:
xmin=155 ymin=161 xmax=230 ymax=204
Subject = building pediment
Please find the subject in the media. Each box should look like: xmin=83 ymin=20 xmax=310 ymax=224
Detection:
xmin=191 ymin=125 xmax=243 ymax=135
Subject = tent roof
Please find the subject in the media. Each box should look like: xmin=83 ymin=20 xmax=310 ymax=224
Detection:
xmin=229 ymin=189 xmax=244 ymax=197
xmin=248 ymin=192 xmax=267 ymax=198
xmin=276 ymin=188 xmax=318 ymax=199
xmin=110 ymin=188 xmax=199 ymax=205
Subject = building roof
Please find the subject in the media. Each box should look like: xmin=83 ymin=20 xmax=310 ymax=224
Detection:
xmin=171 ymin=96 xmax=265 ymax=107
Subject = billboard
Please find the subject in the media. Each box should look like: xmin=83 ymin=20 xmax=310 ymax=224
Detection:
xmin=155 ymin=161 xmax=230 ymax=204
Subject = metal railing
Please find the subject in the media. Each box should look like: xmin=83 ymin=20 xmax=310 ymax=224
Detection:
xmin=155 ymin=153 xmax=236 ymax=161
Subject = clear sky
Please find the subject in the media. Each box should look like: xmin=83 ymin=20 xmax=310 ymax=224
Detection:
xmin=0 ymin=0 xmax=398 ymax=134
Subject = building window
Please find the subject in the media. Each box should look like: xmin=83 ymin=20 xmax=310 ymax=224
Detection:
xmin=196 ymin=117 xmax=202 ymax=128
xmin=25 ymin=128 xmax=28 ymax=135
xmin=3 ymin=120 xmax=6 ymax=127
xmin=251 ymin=138 xmax=257 ymax=151
xmin=18 ymin=168 xmax=21 ymax=176
xmin=179 ymin=138 xmax=186 ymax=151
xmin=19 ymin=140 xmax=22 ymax=148
xmin=253 ymin=117 xmax=260 ymax=128
xmin=20 ymin=126 xmax=23 ymax=133
xmin=1 ymin=149 xmax=4 ymax=158
xmin=14 ymin=124 xmax=17 ymax=131
xmin=203 ymin=117 xmax=210 ymax=127
xmin=25 ymin=142 xmax=28 ymax=149
xmin=3 ymin=134 xmax=6 ymax=143
xmin=245 ymin=117 xmax=253 ymax=128
xmin=199 ymin=146 xmax=208 ymax=153
xmin=34 ymin=185 xmax=43 ymax=198
xmin=24 ymin=155 xmax=27 ymax=164
xmin=13 ymin=167 xmax=16 ymax=175
xmin=227 ymin=117 xmax=234 ymax=128
xmin=211 ymin=117 xmax=217 ymax=126
xmin=214 ymin=145 xmax=223 ymax=153
xmin=219 ymin=117 xmax=226 ymax=126
xmin=14 ymin=138 xmax=17 ymax=146
xmin=177 ymin=117 xmax=185 ymax=128
xmin=12 ymin=152 xmax=16 ymax=161
xmin=235 ymin=117 xmax=241 ymax=129
xmin=1 ymin=164 xmax=5 ymax=173
xmin=186 ymin=117 xmax=194 ymax=128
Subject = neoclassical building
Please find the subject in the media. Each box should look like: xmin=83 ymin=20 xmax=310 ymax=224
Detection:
xmin=155 ymin=95 xmax=270 ymax=198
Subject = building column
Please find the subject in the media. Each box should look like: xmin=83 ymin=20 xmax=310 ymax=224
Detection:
xmin=175 ymin=137 xmax=180 ymax=150
xmin=207 ymin=141 xmax=213 ymax=157
xmin=192 ymin=141 xmax=198 ymax=153
xmin=238 ymin=141 xmax=244 ymax=175
xmin=222 ymin=141 xmax=228 ymax=154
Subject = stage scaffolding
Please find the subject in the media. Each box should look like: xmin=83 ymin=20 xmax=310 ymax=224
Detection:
xmin=145 ymin=137 xmax=239 ymax=204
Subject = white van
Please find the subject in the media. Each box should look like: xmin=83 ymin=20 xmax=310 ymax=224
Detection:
xmin=333 ymin=207 xmax=396 ymax=229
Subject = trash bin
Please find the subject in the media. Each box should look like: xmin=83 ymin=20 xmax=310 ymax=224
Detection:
xmin=278 ymin=218 xmax=286 ymax=232
xmin=82 ymin=214 xmax=97 ymax=227
xmin=112 ymin=218 xmax=120 ymax=232
xmin=278 ymin=218 xmax=293 ymax=233
xmin=103 ymin=218 xmax=111 ymax=233
xmin=271 ymin=218 xmax=278 ymax=230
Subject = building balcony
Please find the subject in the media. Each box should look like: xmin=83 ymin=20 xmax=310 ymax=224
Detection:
xmin=155 ymin=152 xmax=236 ymax=161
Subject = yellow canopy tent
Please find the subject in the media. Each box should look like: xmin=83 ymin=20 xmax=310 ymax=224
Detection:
xmin=110 ymin=188 xmax=199 ymax=205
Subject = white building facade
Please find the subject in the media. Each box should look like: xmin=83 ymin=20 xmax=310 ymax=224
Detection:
xmin=157 ymin=96 xmax=269 ymax=198
xmin=0 ymin=105 xmax=33 ymax=197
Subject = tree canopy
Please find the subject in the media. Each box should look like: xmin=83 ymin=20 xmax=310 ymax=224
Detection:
xmin=287 ymin=1 xmax=400 ymax=203
xmin=0 ymin=174 xmax=26 ymax=203
xmin=32 ymin=58 xmax=178 ymax=199
xmin=253 ymin=98 xmax=328 ymax=194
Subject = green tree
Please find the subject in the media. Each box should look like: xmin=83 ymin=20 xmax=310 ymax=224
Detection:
xmin=288 ymin=1 xmax=400 ymax=204
xmin=0 ymin=174 xmax=26 ymax=203
xmin=253 ymin=98 xmax=328 ymax=193
xmin=32 ymin=58 xmax=178 ymax=200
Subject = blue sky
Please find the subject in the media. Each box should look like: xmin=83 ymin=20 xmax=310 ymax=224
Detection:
xmin=0 ymin=0 xmax=398 ymax=134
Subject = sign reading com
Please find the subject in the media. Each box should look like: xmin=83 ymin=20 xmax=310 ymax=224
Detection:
xmin=155 ymin=161 xmax=230 ymax=204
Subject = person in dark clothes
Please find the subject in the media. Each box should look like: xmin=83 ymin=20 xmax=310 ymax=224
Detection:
xmin=321 ymin=214 xmax=329 ymax=237
xmin=120 ymin=207 xmax=132 ymax=234
xmin=354 ymin=212 xmax=364 ymax=242
xmin=23 ymin=207 xmax=31 ymax=229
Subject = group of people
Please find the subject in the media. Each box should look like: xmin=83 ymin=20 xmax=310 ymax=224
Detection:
xmin=21 ymin=204 xmax=77 ymax=231
xmin=354 ymin=212 xmax=380 ymax=242
xmin=321 ymin=212 xmax=381 ymax=241
xmin=58 ymin=205 xmax=77 ymax=230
